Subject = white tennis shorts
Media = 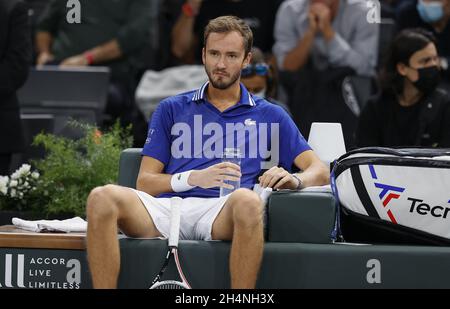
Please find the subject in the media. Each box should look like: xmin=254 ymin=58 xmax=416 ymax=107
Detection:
xmin=132 ymin=189 xmax=230 ymax=241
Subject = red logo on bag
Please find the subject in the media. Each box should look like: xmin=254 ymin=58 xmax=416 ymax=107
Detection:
xmin=369 ymin=165 xmax=405 ymax=224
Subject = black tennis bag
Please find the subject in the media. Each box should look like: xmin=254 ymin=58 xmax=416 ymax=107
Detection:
xmin=331 ymin=147 xmax=450 ymax=246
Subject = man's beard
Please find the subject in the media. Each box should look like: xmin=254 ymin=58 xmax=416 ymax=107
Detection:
xmin=205 ymin=67 xmax=241 ymax=90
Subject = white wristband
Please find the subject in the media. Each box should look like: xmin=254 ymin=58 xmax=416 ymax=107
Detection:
xmin=171 ymin=170 xmax=196 ymax=192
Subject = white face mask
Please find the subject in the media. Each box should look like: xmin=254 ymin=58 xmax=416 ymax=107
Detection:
xmin=253 ymin=89 xmax=266 ymax=98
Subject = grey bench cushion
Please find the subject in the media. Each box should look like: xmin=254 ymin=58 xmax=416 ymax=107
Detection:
xmin=268 ymin=191 xmax=335 ymax=243
xmin=118 ymin=148 xmax=142 ymax=188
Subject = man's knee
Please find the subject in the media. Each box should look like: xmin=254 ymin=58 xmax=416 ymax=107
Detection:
xmin=86 ymin=184 xmax=120 ymax=221
xmin=229 ymin=189 xmax=263 ymax=227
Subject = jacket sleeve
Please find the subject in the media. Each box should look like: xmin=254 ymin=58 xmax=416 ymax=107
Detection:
xmin=0 ymin=1 xmax=32 ymax=98
xmin=272 ymin=1 xmax=302 ymax=69
xmin=35 ymin=0 xmax=63 ymax=35
xmin=116 ymin=0 xmax=152 ymax=55
xmin=326 ymin=11 xmax=379 ymax=77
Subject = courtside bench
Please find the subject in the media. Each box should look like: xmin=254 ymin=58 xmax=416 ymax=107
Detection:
xmin=117 ymin=149 xmax=450 ymax=289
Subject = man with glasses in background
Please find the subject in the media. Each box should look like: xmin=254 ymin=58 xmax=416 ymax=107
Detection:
xmin=241 ymin=47 xmax=291 ymax=115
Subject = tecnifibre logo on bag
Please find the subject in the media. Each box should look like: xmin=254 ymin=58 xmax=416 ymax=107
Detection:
xmin=368 ymin=165 xmax=450 ymax=224
xmin=369 ymin=165 xmax=405 ymax=224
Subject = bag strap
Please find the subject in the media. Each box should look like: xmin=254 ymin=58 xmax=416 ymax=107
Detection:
xmin=330 ymin=161 xmax=345 ymax=243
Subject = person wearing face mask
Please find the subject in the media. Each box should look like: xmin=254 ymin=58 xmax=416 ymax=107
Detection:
xmin=240 ymin=47 xmax=291 ymax=115
xmin=397 ymin=0 xmax=450 ymax=88
xmin=356 ymin=29 xmax=450 ymax=148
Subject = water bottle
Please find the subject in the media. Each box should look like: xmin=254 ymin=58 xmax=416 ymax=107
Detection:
xmin=219 ymin=148 xmax=241 ymax=197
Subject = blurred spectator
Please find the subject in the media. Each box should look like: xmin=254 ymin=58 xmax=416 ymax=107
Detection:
xmin=35 ymin=0 xmax=154 ymax=147
xmin=273 ymin=0 xmax=379 ymax=147
xmin=171 ymin=0 xmax=283 ymax=64
xmin=396 ymin=0 xmax=450 ymax=88
xmin=274 ymin=0 xmax=378 ymax=76
xmin=241 ymin=47 xmax=291 ymax=114
xmin=0 ymin=0 xmax=31 ymax=175
xmin=356 ymin=29 xmax=450 ymax=148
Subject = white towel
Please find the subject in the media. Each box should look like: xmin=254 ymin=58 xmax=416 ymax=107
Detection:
xmin=12 ymin=217 xmax=87 ymax=233
xmin=300 ymin=184 xmax=332 ymax=193
xmin=253 ymin=184 xmax=273 ymax=206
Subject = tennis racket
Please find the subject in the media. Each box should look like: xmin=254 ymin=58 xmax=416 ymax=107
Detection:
xmin=149 ymin=197 xmax=191 ymax=289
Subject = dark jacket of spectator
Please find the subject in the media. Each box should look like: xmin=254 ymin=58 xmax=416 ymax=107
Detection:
xmin=0 ymin=0 xmax=31 ymax=171
xmin=356 ymin=29 xmax=450 ymax=148
xmin=37 ymin=0 xmax=153 ymax=83
xmin=356 ymin=89 xmax=450 ymax=147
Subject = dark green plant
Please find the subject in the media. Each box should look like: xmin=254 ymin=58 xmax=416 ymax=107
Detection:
xmin=30 ymin=121 xmax=133 ymax=217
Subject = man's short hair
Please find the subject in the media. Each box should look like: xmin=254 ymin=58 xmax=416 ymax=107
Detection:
xmin=204 ymin=15 xmax=253 ymax=56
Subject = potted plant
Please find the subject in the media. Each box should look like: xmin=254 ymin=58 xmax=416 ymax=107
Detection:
xmin=0 ymin=164 xmax=45 ymax=225
xmin=0 ymin=121 xmax=133 ymax=225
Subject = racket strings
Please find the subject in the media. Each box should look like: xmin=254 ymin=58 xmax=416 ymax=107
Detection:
xmin=151 ymin=281 xmax=188 ymax=289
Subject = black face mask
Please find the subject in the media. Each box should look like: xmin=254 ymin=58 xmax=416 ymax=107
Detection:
xmin=411 ymin=66 xmax=441 ymax=94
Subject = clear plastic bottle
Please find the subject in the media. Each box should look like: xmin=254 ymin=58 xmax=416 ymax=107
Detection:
xmin=219 ymin=148 xmax=241 ymax=197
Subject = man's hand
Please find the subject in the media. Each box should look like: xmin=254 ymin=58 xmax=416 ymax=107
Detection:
xmin=188 ymin=162 xmax=241 ymax=190
xmin=36 ymin=51 xmax=54 ymax=66
xmin=258 ymin=166 xmax=300 ymax=190
xmin=60 ymin=54 xmax=88 ymax=67
xmin=310 ymin=3 xmax=335 ymax=41
xmin=307 ymin=11 xmax=319 ymax=35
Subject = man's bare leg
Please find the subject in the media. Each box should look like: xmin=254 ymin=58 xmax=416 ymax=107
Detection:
xmin=211 ymin=188 xmax=264 ymax=289
xmin=86 ymin=185 xmax=161 ymax=288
